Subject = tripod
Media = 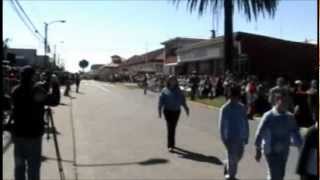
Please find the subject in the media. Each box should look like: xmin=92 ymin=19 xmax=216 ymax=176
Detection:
xmin=44 ymin=107 xmax=65 ymax=180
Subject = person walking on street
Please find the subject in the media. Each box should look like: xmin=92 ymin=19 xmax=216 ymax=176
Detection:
xmin=158 ymin=75 xmax=190 ymax=152
xmin=296 ymin=122 xmax=318 ymax=180
xmin=255 ymin=91 xmax=302 ymax=180
xmin=75 ymin=73 xmax=81 ymax=93
xmin=219 ymin=85 xmax=249 ymax=180
xmin=10 ymin=66 xmax=61 ymax=180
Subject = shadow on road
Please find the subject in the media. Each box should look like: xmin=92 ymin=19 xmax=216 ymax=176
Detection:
xmin=59 ymin=103 xmax=69 ymax=106
xmin=45 ymin=127 xmax=61 ymax=135
xmin=76 ymin=158 xmax=169 ymax=167
xmin=41 ymin=156 xmax=74 ymax=164
xmin=173 ymin=147 xmax=223 ymax=165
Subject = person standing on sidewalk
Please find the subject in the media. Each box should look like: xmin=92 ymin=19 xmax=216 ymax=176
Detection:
xmin=255 ymin=91 xmax=302 ymax=180
xmin=143 ymin=73 xmax=148 ymax=95
xmin=64 ymin=73 xmax=71 ymax=96
xmin=189 ymin=71 xmax=200 ymax=100
xmin=219 ymin=85 xmax=249 ymax=180
xmin=75 ymin=73 xmax=81 ymax=93
xmin=10 ymin=66 xmax=61 ymax=180
xmin=158 ymin=75 xmax=189 ymax=152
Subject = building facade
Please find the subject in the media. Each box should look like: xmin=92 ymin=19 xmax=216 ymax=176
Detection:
xmin=161 ymin=37 xmax=207 ymax=75
xmin=120 ymin=48 xmax=164 ymax=75
xmin=176 ymin=32 xmax=317 ymax=81
xmin=6 ymin=48 xmax=37 ymax=67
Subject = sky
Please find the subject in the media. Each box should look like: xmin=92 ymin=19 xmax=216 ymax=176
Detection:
xmin=3 ymin=0 xmax=317 ymax=72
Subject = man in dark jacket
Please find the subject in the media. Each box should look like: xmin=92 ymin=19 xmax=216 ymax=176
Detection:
xmin=296 ymin=122 xmax=318 ymax=180
xmin=11 ymin=66 xmax=60 ymax=180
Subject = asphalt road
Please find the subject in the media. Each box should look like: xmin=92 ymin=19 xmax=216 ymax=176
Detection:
xmin=3 ymin=80 xmax=300 ymax=179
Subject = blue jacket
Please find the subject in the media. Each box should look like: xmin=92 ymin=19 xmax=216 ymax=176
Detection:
xmin=255 ymin=108 xmax=302 ymax=154
xmin=159 ymin=87 xmax=187 ymax=111
xmin=219 ymin=100 xmax=249 ymax=144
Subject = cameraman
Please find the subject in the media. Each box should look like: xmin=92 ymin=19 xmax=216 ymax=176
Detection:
xmin=10 ymin=66 xmax=60 ymax=180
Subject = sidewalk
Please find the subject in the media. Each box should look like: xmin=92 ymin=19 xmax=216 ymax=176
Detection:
xmin=3 ymin=95 xmax=76 ymax=180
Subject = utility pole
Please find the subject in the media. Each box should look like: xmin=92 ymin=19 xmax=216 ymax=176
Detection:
xmin=54 ymin=44 xmax=57 ymax=68
xmin=44 ymin=23 xmax=49 ymax=69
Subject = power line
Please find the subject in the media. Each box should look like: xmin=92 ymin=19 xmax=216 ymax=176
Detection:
xmin=9 ymin=0 xmax=44 ymax=44
xmin=13 ymin=0 xmax=44 ymax=39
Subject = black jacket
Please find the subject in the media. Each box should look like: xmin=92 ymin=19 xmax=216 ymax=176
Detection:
xmin=11 ymin=81 xmax=60 ymax=138
xmin=296 ymin=125 xmax=318 ymax=176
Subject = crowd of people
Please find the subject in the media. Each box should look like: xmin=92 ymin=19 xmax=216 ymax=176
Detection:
xmin=2 ymin=65 xmax=318 ymax=180
xmin=157 ymin=74 xmax=318 ymax=180
xmin=139 ymin=71 xmax=317 ymax=128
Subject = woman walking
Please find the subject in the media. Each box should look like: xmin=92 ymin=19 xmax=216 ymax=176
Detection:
xmin=158 ymin=75 xmax=189 ymax=152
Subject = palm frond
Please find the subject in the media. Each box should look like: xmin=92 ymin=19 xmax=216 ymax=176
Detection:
xmin=172 ymin=0 xmax=279 ymax=21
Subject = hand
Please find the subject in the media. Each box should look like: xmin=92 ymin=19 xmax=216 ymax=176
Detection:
xmin=255 ymin=149 xmax=262 ymax=162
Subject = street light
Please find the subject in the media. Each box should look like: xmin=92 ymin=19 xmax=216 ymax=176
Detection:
xmin=44 ymin=20 xmax=66 ymax=69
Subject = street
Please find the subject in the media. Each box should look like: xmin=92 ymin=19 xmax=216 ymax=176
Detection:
xmin=3 ymin=80 xmax=300 ymax=179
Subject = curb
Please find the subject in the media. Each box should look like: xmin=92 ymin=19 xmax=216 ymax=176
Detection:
xmin=188 ymin=100 xmax=220 ymax=110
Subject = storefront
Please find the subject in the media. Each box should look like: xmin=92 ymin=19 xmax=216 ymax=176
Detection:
xmin=176 ymin=38 xmax=228 ymax=75
xmin=176 ymin=32 xmax=316 ymax=80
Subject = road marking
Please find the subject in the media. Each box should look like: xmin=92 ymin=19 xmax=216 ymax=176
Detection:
xmin=95 ymin=85 xmax=110 ymax=92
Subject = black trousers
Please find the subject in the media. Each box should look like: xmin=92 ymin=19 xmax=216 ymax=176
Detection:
xmin=163 ymin=109 xmax=181 ymax=148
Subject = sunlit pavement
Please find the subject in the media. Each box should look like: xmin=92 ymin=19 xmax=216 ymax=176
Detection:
xmin=3 ymin=80 xmax=300 ymax=179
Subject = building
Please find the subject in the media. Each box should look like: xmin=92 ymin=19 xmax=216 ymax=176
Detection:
xmin=176 ymin=32 xmax=317 ymax=81
xmin=161 ymin=37 xmax=207 ymax=75
xmin=90 ymin=64 xmax=104 ymax=71
xmin=96 ymin=55 xmax=124 ymax=81
xmin=33 ymin=55 xmax=51 ymax=69
xmin=5 ymin=48 xmax=37 ymax=67
xmin=120 ymin=48 xmax=164 ymax=75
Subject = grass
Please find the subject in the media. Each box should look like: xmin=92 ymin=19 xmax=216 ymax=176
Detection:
xmin=188 ymin=96 xmax=227 ymax=108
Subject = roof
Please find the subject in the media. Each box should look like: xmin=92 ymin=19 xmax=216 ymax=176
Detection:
xmin=177 ymin=31 xmax=317 ymax=53
xmin=123 ymin=48 xmax=164 ymax=66
xmin=161 ymin=37 xmax=207 ymax=45
xmin=235 ymin=32 xmax=317 ymax=46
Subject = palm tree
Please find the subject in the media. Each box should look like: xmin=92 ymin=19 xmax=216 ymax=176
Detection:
xmin=172 ymin=0 xmax=279 ymax=72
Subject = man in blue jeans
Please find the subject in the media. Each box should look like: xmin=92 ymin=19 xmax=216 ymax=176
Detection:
xmin=11 ymin=66 xmax=60 ymax=180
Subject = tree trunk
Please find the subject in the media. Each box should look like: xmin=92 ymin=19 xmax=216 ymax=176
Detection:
xmin=224 ymin=0 xmax=234 ymax=73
